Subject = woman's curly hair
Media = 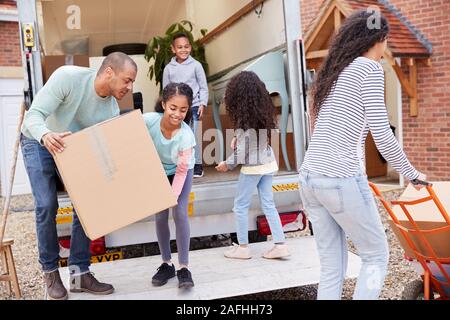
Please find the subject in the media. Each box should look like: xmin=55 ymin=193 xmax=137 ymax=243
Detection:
xmin=224 ymin=71 xmax=276 ymax=139
xmin=312 ymin=9 xmax=389 ymax=116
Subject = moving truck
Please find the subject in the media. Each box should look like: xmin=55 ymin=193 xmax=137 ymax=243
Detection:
xmin=16 ymin=0 xmax=310 ymax=260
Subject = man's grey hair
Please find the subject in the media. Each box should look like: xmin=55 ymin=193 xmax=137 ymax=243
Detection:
xmin=97 ymin=52 xmax=137 ymax=74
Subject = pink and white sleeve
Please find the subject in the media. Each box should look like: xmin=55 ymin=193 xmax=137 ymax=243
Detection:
xmin=171 ymin=148 xmax=193 ymax=197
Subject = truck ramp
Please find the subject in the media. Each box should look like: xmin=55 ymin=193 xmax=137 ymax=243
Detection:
xmin=59 ymin=236 xmax=361 ymax=300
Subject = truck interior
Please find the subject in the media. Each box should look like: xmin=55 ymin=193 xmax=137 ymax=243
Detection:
xmin=35 ymin=0 xmax=402 ymax=188
xmin=34 ymin=0 xmax=301 ymax=188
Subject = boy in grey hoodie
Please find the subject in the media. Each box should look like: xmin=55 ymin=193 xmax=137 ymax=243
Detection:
xmin=163 ymin=32 xmax=209 ymax=178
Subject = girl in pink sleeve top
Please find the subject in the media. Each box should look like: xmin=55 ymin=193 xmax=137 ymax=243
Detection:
xmin=143 ymin=82 xmax=196 ymax=289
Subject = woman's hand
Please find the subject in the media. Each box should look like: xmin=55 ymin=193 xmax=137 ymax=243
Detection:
xmin=411 ymin=172 xmax=429 ymax=191
xmin=215 ymin=161 xmax=228 ymax=172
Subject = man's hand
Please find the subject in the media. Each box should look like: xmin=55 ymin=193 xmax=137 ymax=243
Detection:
xmin=197 ymin=105 xmax=205 ymax=120
xmin=42 ymin=131 xmax=72 ymax=156
xmin=215 ymin=161 xmax=228 ymax=172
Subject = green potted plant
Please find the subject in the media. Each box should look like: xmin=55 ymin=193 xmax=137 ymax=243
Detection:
xmin=145 ymin=20 xmax=208 ymax=92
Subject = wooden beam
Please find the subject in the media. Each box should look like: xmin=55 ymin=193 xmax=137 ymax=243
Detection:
xmin=306 ymin=49 xmax=329 ymax=59
xmin=334 ymin=0 xmax=353 ymax=17
xmin=413 ymin=58 xmax=432 ymax=67
xmin=305 ymin=2 xmax=338 ymax=52
xmin=198 ymin=0 xmax=265 ymax=45
xmin=387 ymin=55 xmax=419 ymax=117
xmin=384 ymin=50 xmax=415 ymax=97
xmin=424 ymin=58 xmax=432 ymax=67
xmin=392 ymin=63 xmax=415 ymax=98
xmin=334 ymin=7 xmax=341 ymax=30
xmin=409 ymin=60 xmax=418 ymax=117
xmin=385 ymin=53 xmax=421 ymax=116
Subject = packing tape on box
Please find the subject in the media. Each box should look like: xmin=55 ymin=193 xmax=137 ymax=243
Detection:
xmin=88 ymin=125 xmax=116 ymax=180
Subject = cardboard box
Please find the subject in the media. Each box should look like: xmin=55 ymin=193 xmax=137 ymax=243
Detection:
xmin=53 ymin=110 xmax=177 ymax=240
xmin=389 ymin=182 xmax=450 ymax=259
xmin=42 ymin=55 xmax=90 ymax=83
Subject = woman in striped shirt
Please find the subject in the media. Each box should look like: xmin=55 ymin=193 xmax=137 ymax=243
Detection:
xmin=299 ymin=10 xmax=426 ymax=300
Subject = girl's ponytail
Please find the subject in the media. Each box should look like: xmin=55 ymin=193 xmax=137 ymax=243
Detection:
xmin=154 ymin=97 xmax=164 ymax=113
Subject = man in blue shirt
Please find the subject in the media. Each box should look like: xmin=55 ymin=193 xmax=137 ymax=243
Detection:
xmin=21 ymin=52 xmax=137 ymax=300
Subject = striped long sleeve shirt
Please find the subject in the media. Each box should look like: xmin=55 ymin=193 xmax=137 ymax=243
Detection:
xmin=301 ymin=56 xmax=419 ymax=180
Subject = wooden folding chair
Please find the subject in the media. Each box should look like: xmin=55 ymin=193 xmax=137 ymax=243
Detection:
xmin=0 ymin=101 xmax=25 ymax=298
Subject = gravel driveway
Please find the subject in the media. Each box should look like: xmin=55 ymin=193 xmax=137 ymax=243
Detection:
xmin=0 ymin=188 xmax=420 ymax=300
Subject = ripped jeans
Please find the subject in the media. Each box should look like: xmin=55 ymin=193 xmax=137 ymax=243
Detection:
xmin=298 ymin=170 xmax=389 ymax=300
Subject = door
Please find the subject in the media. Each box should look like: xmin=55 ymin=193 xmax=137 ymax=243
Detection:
xmin=0 ymin=78 xmax=31 ymax=196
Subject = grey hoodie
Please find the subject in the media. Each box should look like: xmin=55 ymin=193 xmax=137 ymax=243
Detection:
xmin=225 ymin=129 xmax=277 ymax=171
xmin=162 ymin=56 xmax=209 ymax=107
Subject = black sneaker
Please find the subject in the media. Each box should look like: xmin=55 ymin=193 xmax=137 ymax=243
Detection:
xmin=152 ymin=263 xmax=175 ymax=286
xmin=193 ymin=164 xmax=204 ymax=178
xmin=177 ymin=268 xmax=194 ymax=289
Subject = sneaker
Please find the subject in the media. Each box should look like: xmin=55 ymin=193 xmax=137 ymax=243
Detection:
xmin=43 ymin=270 xmax=68 ymax=300
xmin=193 ymin=164 xmax=204 ymax=178
xmin=70 ymin=272 xmax=114 ymax=295
xmin=177 ymin=268 xmax=194 ymax=289
xmin=263 ymin=244 xmax=290 ymax=259
xmin=224 ymin=243 xmax=252 ymax=259
xmin=152 ymin=263 xmax=175 ymax=286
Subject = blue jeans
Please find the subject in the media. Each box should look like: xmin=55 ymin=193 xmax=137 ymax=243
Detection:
xmin=20 ymin=134 xmax=91 ymax=274
xmin=233 ymin=173 xmax=285 ymax=244
xmin=188 ymin=106 xmax=202 ymax=165
xmin=298 ymin=170 xmax=389 ymax=300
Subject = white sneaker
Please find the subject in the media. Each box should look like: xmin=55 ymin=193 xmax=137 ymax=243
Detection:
xmin=263 ymin=244 xmax=290 ymax=259
xmin=224 ymin=243 xmax=252 ymax=259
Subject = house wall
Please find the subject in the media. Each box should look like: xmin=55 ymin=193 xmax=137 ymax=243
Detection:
xmin=388 ymin=0 xmax=450 ymax=181
xmin=300 ymin=0 xmax=450 ymax=181
xmin=0 ymin=21 xmax=21 ymax=67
